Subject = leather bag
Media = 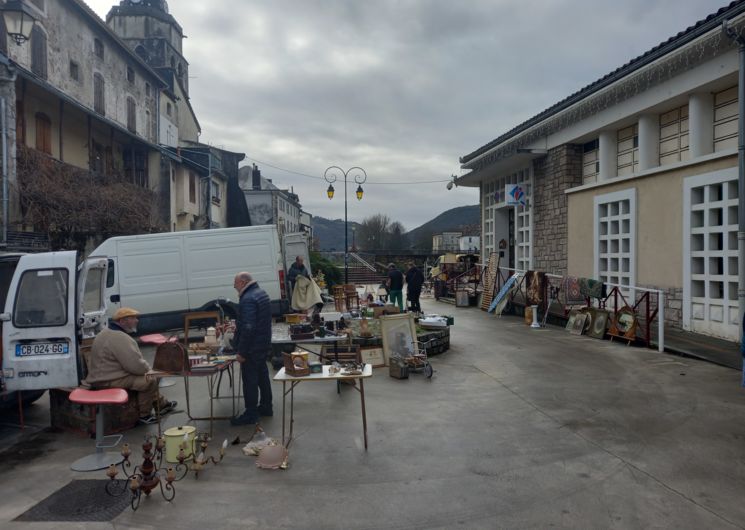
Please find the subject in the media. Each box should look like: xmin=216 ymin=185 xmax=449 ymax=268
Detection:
xmin=153 ymin=342 xmax=189 ymax=374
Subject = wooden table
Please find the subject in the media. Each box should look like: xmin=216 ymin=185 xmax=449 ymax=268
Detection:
xmin=274 ymin=364 xmax=373 ymax=450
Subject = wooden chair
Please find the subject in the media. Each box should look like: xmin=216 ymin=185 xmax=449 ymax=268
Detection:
xmin=343 ymin=284 xmax=360 ymax=311
xmin=332 ymin=285 xmax=346 ymax=312
xmin=319 ymin=343 xmax=361 ymax=364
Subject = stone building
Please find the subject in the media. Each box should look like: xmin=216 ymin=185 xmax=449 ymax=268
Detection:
xmin=0 ymin=0 xmax=249 ymax=250
xmin=0 ymin=0 xmax=171 ymax=250
xmin=456 ymin=1 xmax=745 ymax=342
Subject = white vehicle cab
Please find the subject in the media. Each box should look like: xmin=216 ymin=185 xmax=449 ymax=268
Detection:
xmin=1 ymin=251 xmax=108 ymax=405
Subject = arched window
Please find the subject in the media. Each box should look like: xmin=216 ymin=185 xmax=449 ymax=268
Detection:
xmin=93 ymin=73 xmax=105 ymax=115
xmin=30 ymin=26 xmax=47 ymax=79
xmin=35 ymin=112 xmax=51 ymax=154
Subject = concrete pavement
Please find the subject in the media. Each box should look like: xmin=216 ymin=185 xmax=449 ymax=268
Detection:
xmin=1 ymin=298 xmax=745 ymax=529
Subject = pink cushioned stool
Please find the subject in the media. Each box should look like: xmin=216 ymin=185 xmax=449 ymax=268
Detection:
xmin=69 ymin=388 xmax=129 ymax=472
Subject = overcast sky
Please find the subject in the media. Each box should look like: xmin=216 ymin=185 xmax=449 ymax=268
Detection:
xmin=86 ymin=0 xmax=728 ymax=231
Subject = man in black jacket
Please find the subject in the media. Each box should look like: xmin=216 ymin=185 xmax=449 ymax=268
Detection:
xmin=386 ymin=263 xmax=405 ymax=312
xmin=231 ymin=271 xmax=273 ymax=426
xmin=405 ymin=262 xmax=425 ymax=313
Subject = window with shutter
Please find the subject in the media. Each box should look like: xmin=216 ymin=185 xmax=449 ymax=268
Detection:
xmin=126 ymin=97 xmax=136 ymax=133
xmin=30 ymin=26 xmax=47 ymax=79
xmin=94 ymin=38 xmax=104 ymax=59
xmin=35 ymin=113 xmax=51 ymax=154
xmin=93 ymin=73 xmax=105 ymax=115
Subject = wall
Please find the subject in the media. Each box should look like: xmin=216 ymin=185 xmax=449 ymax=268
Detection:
xmin=4 ymin=0 xmax=159 ymax=140
xmin=567 ymin=153 xmax=737 ymax=328
xmin=245 ymin=191 xmax=274 ymax=225
xmin=532 ymin=144 xmax=583 ymax=275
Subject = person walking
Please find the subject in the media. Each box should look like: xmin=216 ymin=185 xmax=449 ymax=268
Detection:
xmin=231 ymin=271 xmax=273 ymax=426
xmin=405 ymin=262 xmax=425 ymax=313
xmin=386 ymin=263 xmax=405 ymax=312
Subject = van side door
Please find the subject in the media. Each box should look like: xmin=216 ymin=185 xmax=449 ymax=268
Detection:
xmin=78 ymin=257 xmax=109 ymax=340
xmin=1 ymin=251 xmax=79 ymax=391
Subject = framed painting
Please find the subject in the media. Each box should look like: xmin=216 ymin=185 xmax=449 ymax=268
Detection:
xmin=360 ymin=346 xmax=386 ymax=368
xmin=380 ymin=313 xmax=418 ymax=364
xmin=570 ymin=313 xmax=588 ymax=335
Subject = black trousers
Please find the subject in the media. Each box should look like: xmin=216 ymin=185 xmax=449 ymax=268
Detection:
xmin=240 ymin=355 xmax=272 ymax=417
xmin=408 ymin=289 xmax=422 ymax=312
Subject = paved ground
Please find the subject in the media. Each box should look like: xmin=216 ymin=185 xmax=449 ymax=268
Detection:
xmin=1 ymin=298 xmax=745 ymax=529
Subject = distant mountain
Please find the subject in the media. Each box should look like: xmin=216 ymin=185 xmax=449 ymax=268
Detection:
xmin=311 ymin=217 xmax=362 ymax=251
xmin=406 ymin=205 xmax=480 ymax=250
xmin=312 ymin=204 xmax=479 ymax=252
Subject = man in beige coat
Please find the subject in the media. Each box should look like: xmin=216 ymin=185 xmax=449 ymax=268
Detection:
xmin=85 ymin=307 xmax=175 ymax=424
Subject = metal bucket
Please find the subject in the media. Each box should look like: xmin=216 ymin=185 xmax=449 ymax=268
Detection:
xmin=164 ymin=425 xmax=196 ymax=463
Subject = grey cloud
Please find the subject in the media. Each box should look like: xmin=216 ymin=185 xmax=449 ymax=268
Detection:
xmin=86 ymin=0 xmax=727 ymax=228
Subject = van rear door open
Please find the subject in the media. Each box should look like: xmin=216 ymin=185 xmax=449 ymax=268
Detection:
xmin=1 ymin=252 xmax=107 ymax=391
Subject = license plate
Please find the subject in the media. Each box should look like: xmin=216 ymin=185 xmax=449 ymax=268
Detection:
xmin=15 ymin=342 xmax=69 ymax=357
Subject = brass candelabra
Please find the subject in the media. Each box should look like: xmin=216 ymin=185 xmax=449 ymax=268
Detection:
xmin=105 ymin=432 xmax=228 ymax=510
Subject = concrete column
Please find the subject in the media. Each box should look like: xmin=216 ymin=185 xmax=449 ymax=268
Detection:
xmin=689 ymin=92 xmax=714 ymax=158
xmin=638 ymin=114 xmax=660 ymax=171
xmin=598 ymin=130 xmax=617 ymax=181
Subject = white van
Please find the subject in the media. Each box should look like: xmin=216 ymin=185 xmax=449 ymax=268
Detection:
xmin=1 ymin=251 xmax=108 ymax=404
xmin=90 ymin=225 xmax=291 ymax=334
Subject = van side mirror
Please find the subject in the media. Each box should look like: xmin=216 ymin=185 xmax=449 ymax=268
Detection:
xmin=0 ymin=313 xmax=10 ymax=322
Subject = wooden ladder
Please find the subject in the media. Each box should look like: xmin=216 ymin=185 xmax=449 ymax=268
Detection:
xmin=480 ymin=252 xmax=500 ymax=311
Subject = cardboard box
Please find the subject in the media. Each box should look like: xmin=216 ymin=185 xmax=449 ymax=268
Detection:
xmin=373 ymin=305 xmax=400 ymax=319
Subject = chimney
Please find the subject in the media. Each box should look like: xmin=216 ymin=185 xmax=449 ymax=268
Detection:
xmin=252 ymin=164 xmax=261 ymax=190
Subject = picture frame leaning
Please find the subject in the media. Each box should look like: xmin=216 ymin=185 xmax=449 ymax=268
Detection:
xmin=380 ymin=313 xmax=418 ymax=364
xmin=360 ymin=346 xmax=386 ymax=368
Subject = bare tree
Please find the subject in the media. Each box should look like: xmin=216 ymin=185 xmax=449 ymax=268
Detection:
xmin=357 ymin=213 xmax=390 ymax=251
xmin=388 ymin=221 xmax=407 ymax=250
xmin=15 ymin=145 xmax=165 ymax=251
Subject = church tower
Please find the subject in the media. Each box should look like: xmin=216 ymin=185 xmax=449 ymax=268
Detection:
xmin=106 ymin=0 xmax=190 ymax=96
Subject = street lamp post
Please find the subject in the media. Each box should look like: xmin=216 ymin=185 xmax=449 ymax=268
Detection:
xmin=324 ymin=166 xmax=367 ymax=284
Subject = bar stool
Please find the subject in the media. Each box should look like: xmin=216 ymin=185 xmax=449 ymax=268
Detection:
xmin=69 ymin=388 xmax=129 ymax=472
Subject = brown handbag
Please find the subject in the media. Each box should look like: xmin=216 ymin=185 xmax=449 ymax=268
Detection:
xmin=152 ymin=342 xmax=189 ymax=374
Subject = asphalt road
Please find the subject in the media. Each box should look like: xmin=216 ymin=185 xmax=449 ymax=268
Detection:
xmin=1 ymin=298 xmax=744 ymax=529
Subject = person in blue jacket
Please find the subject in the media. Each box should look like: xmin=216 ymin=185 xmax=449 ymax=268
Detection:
xmin=231 ymin=271 xmax=273 ymax=426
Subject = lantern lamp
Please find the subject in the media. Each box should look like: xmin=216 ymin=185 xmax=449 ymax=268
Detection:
xmin=326 ymin=184 xmax=335 ymax=200
xmin=356 ymin=184 xmax=364 ymax=201
xmin=3 ymin=0 xmax=36 ymax=45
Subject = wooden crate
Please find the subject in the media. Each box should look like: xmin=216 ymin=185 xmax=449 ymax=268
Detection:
xmin=50 ymin=388 xmax=140 ymax=436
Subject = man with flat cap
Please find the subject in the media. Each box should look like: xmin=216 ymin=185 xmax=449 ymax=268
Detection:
xmin=85 ymin=307 xmax=176 ymax=424
xmin=231 ymin=271 xmax=273 ymax=426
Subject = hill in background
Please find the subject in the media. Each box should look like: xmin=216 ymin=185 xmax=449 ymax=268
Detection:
xmin=311 ymin=204 xmax=479 ymax=251
xmin=311 ymin=217 xmax=362 ymax=251
xmin=406 ymin=205 xmax=480 ymax=250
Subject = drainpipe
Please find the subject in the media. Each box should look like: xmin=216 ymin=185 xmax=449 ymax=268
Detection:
xmin=723 ymin=21 xmax=745 ymax=358
xmin=1 ymin=97 xmax=7 ymax=247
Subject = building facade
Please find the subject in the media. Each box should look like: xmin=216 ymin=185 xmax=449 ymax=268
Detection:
xmin=0 ymin=0 xmax=174 ymax=251
xmin=239 ymin=164 xmax=303 ymax=237
xmin=457 ymin=1 xmax=745 ymax=342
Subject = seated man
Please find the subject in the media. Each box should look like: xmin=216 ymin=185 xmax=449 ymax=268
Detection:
xmin=84 ymin=307 xmax=176 ymax=424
